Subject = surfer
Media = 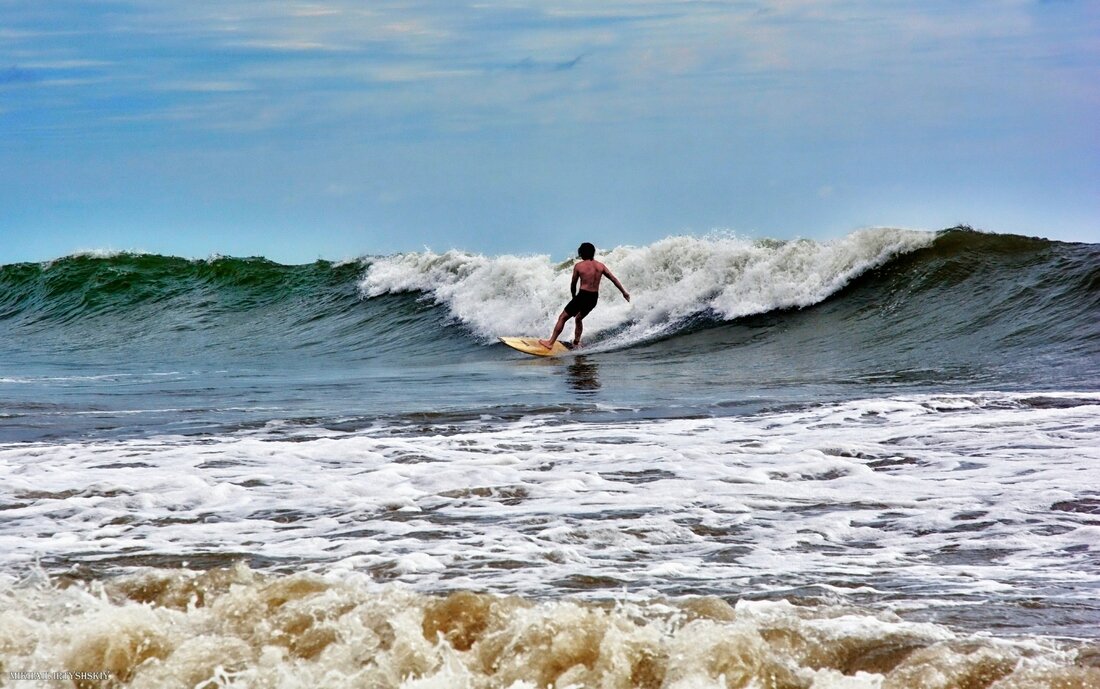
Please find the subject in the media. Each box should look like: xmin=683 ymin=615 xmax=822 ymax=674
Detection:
xmin=540 ymin=242 xmax=630 ymax=350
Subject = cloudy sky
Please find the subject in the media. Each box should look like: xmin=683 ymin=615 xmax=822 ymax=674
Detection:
xmin=2 ymin=0 xmax=1097 ymax=262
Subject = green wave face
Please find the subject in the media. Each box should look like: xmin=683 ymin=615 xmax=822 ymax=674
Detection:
xmin=1 ymin=229 xmax=1097 ymax=367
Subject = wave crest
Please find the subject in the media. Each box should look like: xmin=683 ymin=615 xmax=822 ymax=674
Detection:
xmin=359 ymin=228 xmax=936 ymax=346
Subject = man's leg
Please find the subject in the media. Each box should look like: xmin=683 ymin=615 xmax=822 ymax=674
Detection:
xmin=572 ymin=317 xmax=584 ymax=347
xmin=540 ymin=311 xmax=570 ymax=349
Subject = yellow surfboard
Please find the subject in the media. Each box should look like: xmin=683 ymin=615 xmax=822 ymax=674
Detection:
xmin=499 ymin=337 xmax=572 ymax=357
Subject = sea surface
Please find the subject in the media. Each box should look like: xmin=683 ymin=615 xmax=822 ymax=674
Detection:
xmin=1 ymin=227 xmax=1099 ymax=688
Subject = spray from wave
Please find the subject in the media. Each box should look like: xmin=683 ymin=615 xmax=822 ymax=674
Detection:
xmin=359 ymin=228 xmax=936 ymax=348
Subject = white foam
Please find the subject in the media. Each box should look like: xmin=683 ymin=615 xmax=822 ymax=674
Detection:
xmin=1 ymin=565 xmax=1091 ymax=689
xmin=1 ymin=391 xmax=1097 ymax=628
xmin=38 ymin=248 xmax=150 ymax=268
xmin=358 ymin=228 xmax=935 ymax=346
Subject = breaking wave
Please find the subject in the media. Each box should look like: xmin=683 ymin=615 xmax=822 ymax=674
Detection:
xmin=3 ymin=565 xmax=1097 ymax=689
xmin=1 ymin=227 xmax=1096 ymax=360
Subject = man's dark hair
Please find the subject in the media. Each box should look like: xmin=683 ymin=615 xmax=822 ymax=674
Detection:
xmin=577 ymin=242 xmax=596 ymax=260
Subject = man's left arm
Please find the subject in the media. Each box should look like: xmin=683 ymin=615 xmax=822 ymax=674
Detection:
xmin=604 ymin=268 xmax=630 ymax=301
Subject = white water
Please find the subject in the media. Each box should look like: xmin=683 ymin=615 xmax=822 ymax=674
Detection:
xmin=4 ymin=567 xmax=1094 ymax=689
xmin=3 ymin=392 xmax=1097 ymax=623
xmin=359 ymin=229 xmax=936 ymax=347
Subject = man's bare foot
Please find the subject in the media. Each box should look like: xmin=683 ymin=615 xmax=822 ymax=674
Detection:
xmin=538 ymin=339 xmax=554 ymax=349
xmin=571 ymin=341 xmax=581 ymax=349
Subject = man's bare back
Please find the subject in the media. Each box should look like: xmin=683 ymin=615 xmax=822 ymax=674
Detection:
xmin=539 ymin=243 xmax=630 ymax=350
xmin=573 ymin=259 xmax=612 ymax=293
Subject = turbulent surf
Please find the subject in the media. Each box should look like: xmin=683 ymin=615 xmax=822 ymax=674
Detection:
xmin=2 ymin=226 xmax=1098 ymax=688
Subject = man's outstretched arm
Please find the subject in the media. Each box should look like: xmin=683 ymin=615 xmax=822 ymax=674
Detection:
xmin=604 ymin=268 xmax=630 ymax=301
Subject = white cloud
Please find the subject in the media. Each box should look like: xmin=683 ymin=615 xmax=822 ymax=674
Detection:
xmin=21 ymin=60 xmax=114 ymax=70
xmin=291 ymin=5 xmax=343 ymax=18
xmin=368 ymin=65 xmax=478 ymax=84
xmin=156 ymin=80 xmax=256 ymax=93
xmin=230 ymin=39 xmax=347 ymax=52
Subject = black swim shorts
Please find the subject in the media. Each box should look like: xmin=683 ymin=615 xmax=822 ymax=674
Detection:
xmin=564 ymin=289 xmax=599 ymax=318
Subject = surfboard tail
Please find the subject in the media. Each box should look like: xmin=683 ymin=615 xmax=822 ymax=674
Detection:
xmin=499 ymin=337 xmax=570 ymax=357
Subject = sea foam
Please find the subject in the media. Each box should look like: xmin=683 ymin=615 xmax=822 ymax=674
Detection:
xmin=2 ymin=565 xmax=1095 ymax=689
xmin=358 ymin=229 xmax=936 ymax=347
xmin=3 ymin=391 xmax=1097 ymax=632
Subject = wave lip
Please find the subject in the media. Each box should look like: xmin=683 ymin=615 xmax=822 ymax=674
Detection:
xmin=360 ymin=228 xmax=936 ymax=347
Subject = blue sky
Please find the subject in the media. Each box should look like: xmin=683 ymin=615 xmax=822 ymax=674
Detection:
xmin=1 ymin=0 xmax=1097 ymax=263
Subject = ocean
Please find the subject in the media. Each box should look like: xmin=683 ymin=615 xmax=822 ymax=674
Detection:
xmin=1 ymin=226 xmax=1098 ymax=688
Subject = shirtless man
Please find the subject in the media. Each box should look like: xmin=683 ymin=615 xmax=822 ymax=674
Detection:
xmin=540 ymin=242 xmax=630 ymax=350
